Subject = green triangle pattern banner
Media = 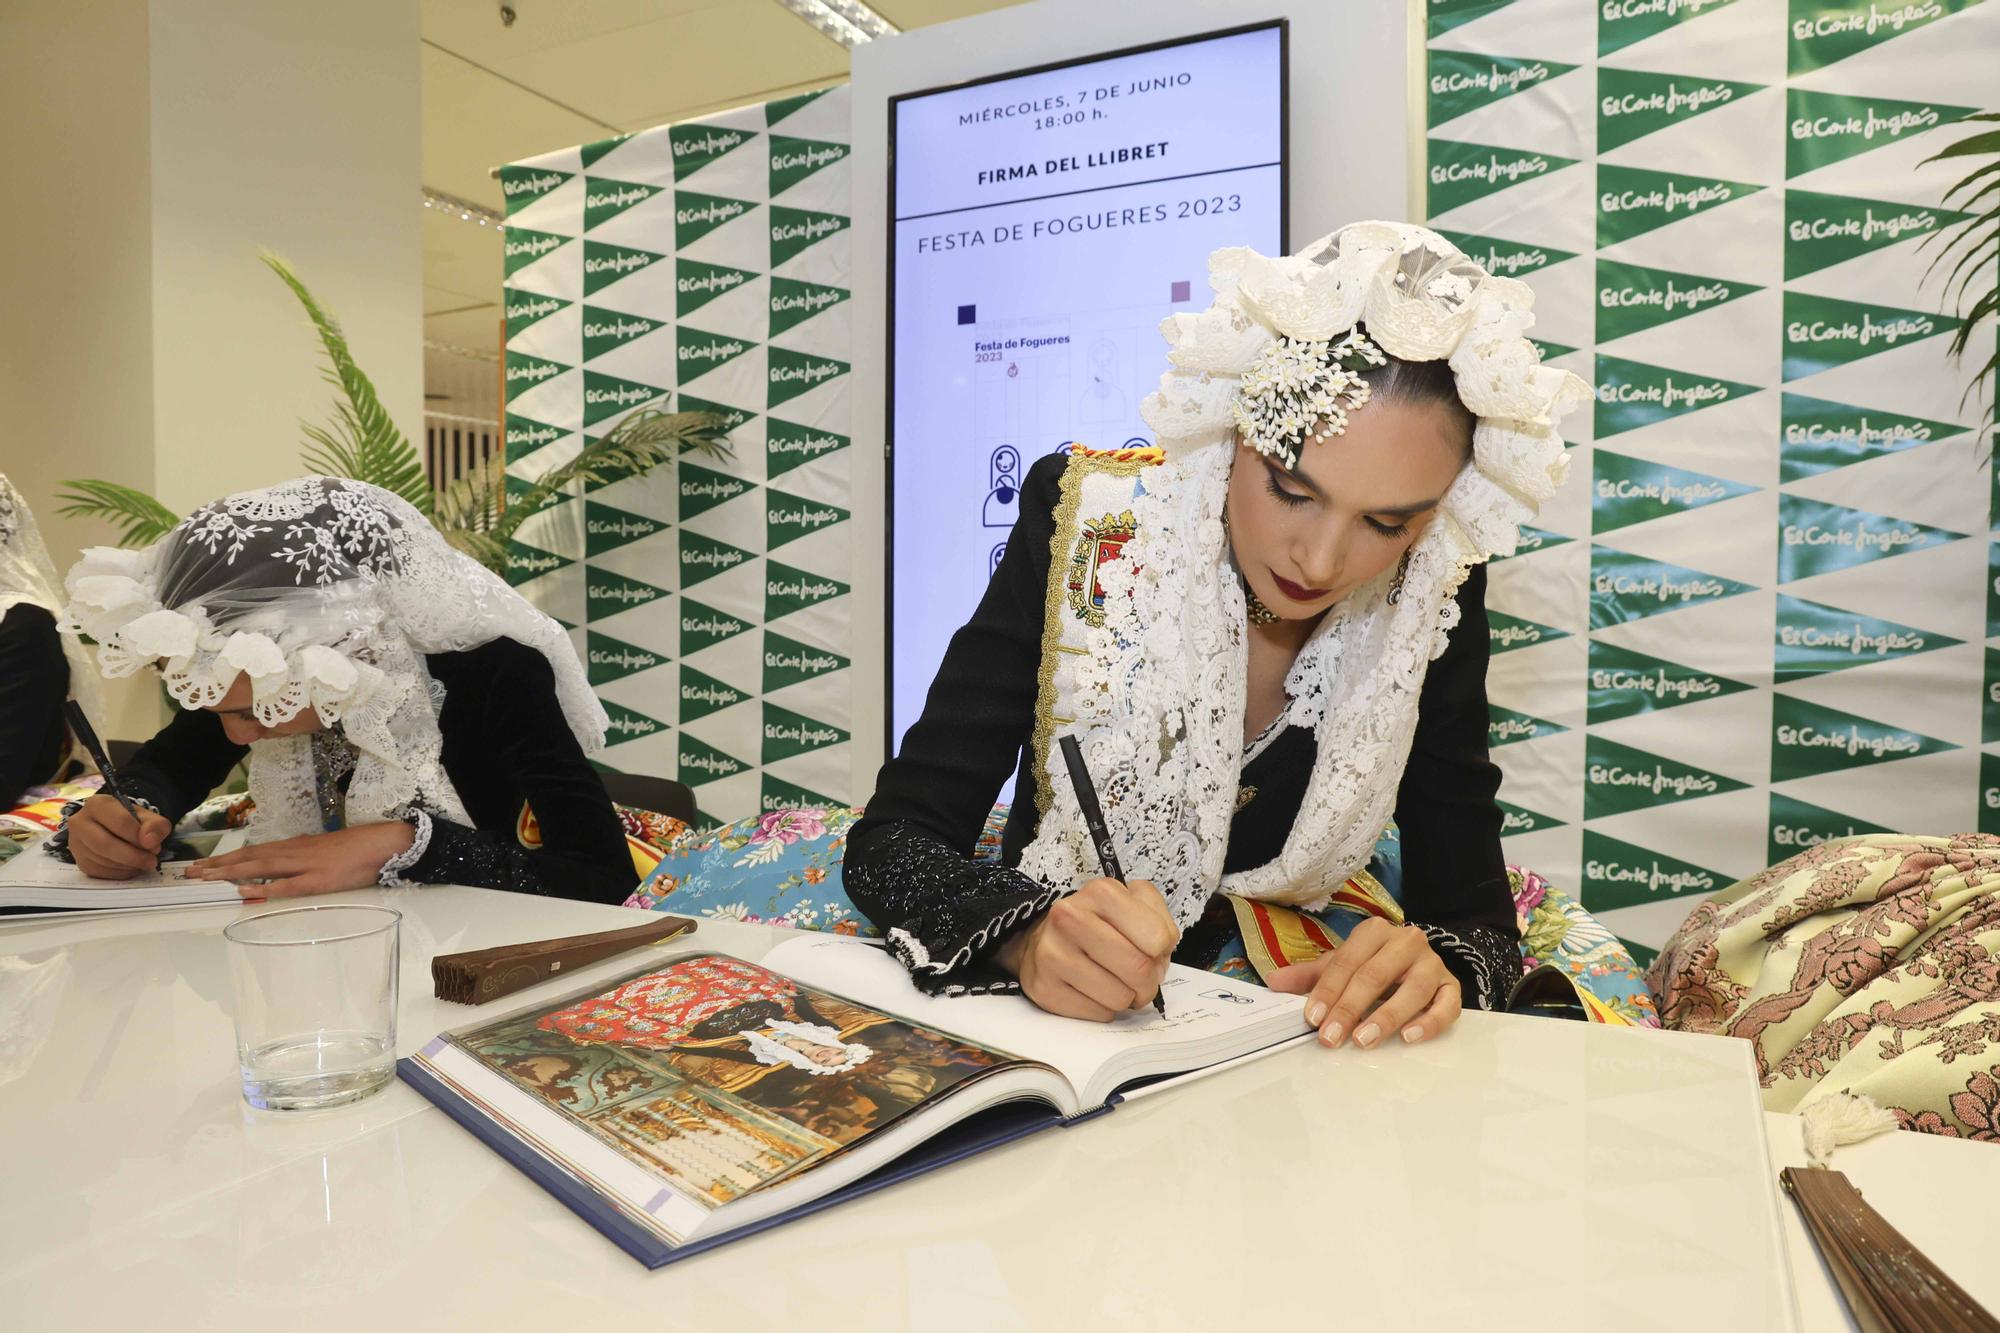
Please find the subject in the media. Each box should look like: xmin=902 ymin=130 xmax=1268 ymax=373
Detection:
xmin=1426 ymin=0 xmax=1996 ymax=961
xmin=502 ymin=89 xmax=856 ymax=827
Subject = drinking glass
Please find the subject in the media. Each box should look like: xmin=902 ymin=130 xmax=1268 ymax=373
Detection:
xmin=224 ymin=904 xmax=401 ymax=1111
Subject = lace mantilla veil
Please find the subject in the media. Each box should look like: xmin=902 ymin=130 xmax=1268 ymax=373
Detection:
xmin=59 ymin=477 xmax=607 ymax=842
xmin=1012 ymin=222 xmax=1591 ymax=929
xmin=0 ymin=473 xmax=108 ymax=742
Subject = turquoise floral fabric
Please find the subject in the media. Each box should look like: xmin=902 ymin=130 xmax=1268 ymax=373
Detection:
xmin=624 ymin=806 xmax=873 ymax=936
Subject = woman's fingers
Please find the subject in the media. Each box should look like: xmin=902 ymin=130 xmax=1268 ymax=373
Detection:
xmin=189 ymin=848 xmax=306 ymax=883
xmin=1400 ymin=977 xmax=1462 ymax=1046
xmin=1110 ymin=879 xmax=1181 ymax=958
xmin=1265 ymin=957 xmax=1333 ymax=994
xmin=1035 ymin=975 xmax=1118 ymax=1023
xmin=1062 ymin=903 xmax=1161 ymax=1003
xmin=247 ymin=873 xmax=333 ymax=900
xmin=1351 ymin=964 xmax=1451 ymax=1049
xmin=1312 ymin=924 xmax=1424 ymax=1047
xmin=69 ymin=813 xmax=159 ymax=877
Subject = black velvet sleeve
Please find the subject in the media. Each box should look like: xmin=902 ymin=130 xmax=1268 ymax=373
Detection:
xmin=404 ymin=641 xmax=637 ymax=904
xmin=118 ymin=707 xmax=250 ymax=822
xmin=0 ymin=604 xmax=71 ymax=806
xmin=845 ymin=453 xmax=1071 ymax=993
xmin=1393 ymin=563 xmax=1521 ymax=1010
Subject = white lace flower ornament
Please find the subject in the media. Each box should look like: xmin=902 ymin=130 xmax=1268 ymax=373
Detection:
xmin=1232 ymin=329 xmax=1387 ymax=470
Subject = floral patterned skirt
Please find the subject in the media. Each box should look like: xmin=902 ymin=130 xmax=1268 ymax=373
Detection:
xmin=1649 ymin=834 xmax=2000 ymax=1142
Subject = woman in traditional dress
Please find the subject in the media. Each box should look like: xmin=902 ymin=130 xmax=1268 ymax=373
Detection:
xmin=847 ymin=223 xmax=1590 ymax=1050
xmin=50 ymin=476 xmax=635 ymax=901
xmin=0 ymin=474 xmax=107 ymax=806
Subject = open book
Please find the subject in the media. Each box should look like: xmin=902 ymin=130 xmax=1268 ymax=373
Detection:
xmin=400 ymin=933 xmax=1310 ymax=1266
xmin=0 ymin=833 xmax=247 ymax=917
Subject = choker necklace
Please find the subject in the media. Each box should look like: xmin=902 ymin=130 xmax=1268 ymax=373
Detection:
xmin=1245 ymin=584 xmax=1280 ymax=626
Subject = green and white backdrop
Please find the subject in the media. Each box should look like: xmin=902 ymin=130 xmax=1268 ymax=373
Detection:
xmin=1426 ymin=0 xmax=1997 ymax=963
xmin=499 ymin=87 xmax=855 ymax=829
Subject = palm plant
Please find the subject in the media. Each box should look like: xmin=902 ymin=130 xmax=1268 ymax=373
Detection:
xmin=1923 ymin=112 xmax=1998 ymax=452
xmin=59 ymin=254 xmax=730 ymax=571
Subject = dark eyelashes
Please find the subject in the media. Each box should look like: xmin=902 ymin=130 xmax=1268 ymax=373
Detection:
xmin=1263 ymin=472 xmax=1313 ymax=509
xmin=1264 ymin=470 xmax=1412 ymax=537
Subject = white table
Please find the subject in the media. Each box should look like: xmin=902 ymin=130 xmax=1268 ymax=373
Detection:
xmin=1 ymin=887 xmax=1992 ymax=1330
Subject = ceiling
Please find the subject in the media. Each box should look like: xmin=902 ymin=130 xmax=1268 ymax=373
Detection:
xmin=420 ymin=0 xmax=1025 ymax=422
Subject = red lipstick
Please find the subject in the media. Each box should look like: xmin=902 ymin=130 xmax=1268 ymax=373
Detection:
xmin=1270 ymin=571 xmax=1331 ymax=603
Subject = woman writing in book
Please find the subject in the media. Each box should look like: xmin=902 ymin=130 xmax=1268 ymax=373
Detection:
xmin=0 ymin=474 xmax=107 ymax=807
xmin=847 ymin=223 xmax=1589 ymax=1049
xmin=49 ymin=476 xmax=635 ymax=902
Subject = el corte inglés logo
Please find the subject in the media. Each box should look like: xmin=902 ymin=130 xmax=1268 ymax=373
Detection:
xmin=590 ymin=646 xmax=660 ymax=671
xmin=767 ymin=423 xmax=846 ymax=463
xmin=673 ymin=128 xmax=748 ymax=161
xmin=679 ymin=265 xmax=751 ymax=298
xmin=682 ymin=680 xmax=743 ymax=709
xmin=585 ymin=249 xmax=656 ymax=278
xmin=681 ymin=336 xmax=749 ymax=365
xmin=585 ymin=381 xmax=655 ymax=409
xmin=772 ymin=213 xmax=846 ymax=246
xmin=771 ymin=141 xmax=848 ymax=174
xmin=767 ymin=571 xmax=843 ymax=601
xmin=766 ymin=719 xmax=844 ymax=746
xmin=771 ymin=359 xmax=842 ymax=387
xmin=583 ymin=315 xmax=657 ymax=343
xmin=679 ymin=197 xmax=748 ymax=227
xmin=587 ymin=513 xmax=659 ymax=540
xmin=502 ymin=169 xmax=566 ymax=199
xmin=769 ymin=500 xmax=843 ymax=530
xmin=506 ymin=231 xmax=564 ymax=262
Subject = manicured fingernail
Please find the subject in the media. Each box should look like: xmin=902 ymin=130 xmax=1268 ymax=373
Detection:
xmin=1320 ymin=1019 xmax=1343 ymax=1047
xmin=1402 ymin=1024 xmax=1424 ymax=1044
xmin=1305 ymin=1001 xmax=1326 ymax=1027
xmin=1354 ymin=1023 xmax=1380 ymax=1048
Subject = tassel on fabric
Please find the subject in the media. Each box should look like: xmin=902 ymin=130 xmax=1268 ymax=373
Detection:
xmin=1800 ymin=1092 xmax=1898 ymax=1167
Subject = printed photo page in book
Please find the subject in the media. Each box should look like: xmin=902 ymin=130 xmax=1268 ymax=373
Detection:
xmin=443 ymin=952 xmax=1030 ymax=1214
xmin=765 ymin=935 xmax=1308 ymax=1104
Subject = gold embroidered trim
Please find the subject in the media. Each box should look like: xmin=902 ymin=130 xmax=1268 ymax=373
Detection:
xmin=1031 ymin=450 xmax=1159 ymax=817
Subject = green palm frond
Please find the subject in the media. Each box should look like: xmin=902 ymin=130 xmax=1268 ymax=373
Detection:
xmin=261 ymin=252 xmax=433 ymax=514
xmin=492 ymin=401 xmax=728 ymax=547
xmin=433 ymin=456 xmax=508 ymax=571
xmin=1920 ymin=114 xmax=1999 ymax=450
xmin=54 ymin=481 xmax=181 ymax=548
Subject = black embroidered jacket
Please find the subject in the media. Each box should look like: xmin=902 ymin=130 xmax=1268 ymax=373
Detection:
xmin=846 ymin=453 xmax=1520 ymax=1006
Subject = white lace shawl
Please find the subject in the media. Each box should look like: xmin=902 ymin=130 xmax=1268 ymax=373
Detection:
xmin=59 ymin=477 xmax=607 ymax=843
xmin=0 ymin=473 xmax=108 ymax=744
xmin=1016 ymin=222 xmax=1590 ymax=927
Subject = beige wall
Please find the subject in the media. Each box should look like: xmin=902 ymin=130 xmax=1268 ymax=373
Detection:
xmin=1 ymin=1 xmax=160 ymax=738
xmin=0 ymin=0 xmax=420 ymax=740
xmin=147 ymin=0 xmax=421 ymax=516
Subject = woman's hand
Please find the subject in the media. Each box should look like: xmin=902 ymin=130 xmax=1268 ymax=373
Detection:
xmin=995 ymin=877 xmax=1180 ymax=1022
xmin=186 ymin=822 xmax=416 ymax=899
xmin=1269 ymin=919 xmax=1462 ymax=1049
xmin=66 ymin=795 xmax=175 ymax=879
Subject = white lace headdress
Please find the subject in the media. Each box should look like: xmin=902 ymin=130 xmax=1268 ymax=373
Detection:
xmin=1016 ymin=222 xmax=1591 ymax=927
xmin=0 ymin=473 xmax=108 ymax=744
xmin=59 ymin=477 xmax=607 ymax=841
